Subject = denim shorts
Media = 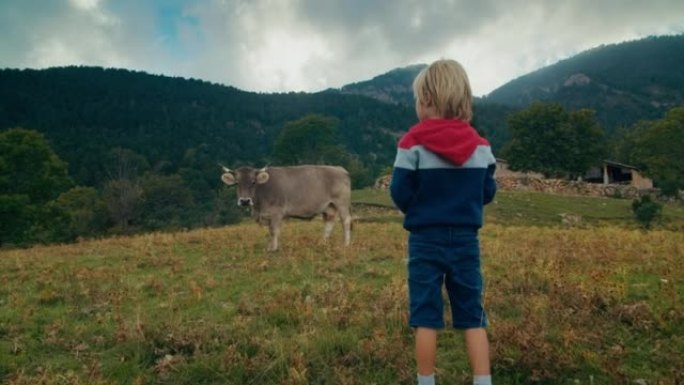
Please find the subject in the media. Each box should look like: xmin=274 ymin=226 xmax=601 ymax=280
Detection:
xmin=408 ymin=226 xmax=487 ymax=329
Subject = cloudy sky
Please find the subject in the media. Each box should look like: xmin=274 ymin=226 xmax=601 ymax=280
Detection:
xmin=2 ymin=0 xmax=683 ymax=96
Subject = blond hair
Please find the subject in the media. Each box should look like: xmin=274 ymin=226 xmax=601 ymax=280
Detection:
xmin=412 ymin=59 xmax=473 ymax=121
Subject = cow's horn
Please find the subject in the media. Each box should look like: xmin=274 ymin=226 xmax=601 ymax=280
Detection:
xmin=218 ymin=163 xmax=232 ymax=173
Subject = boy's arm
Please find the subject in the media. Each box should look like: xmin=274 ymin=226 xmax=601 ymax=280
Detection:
xmin=483 ymin=162 xmax=497 ymax=205
xmin=389 ymin=147 xmax=418 ymax=213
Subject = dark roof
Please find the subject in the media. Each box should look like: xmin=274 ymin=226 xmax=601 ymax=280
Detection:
xmin=603 ymin=160 xmax=640 ymax=170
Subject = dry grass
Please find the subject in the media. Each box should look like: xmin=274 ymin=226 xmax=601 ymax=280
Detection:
xmin=1 ymin=215 xmax=682 ymax=384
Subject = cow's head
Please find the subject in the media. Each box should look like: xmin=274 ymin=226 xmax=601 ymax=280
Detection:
xmin=220 ymin=166 xmax=270 ymax=207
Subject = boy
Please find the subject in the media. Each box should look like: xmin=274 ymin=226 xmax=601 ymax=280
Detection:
xmin=390 ymin=59 xmax=496 ymax=385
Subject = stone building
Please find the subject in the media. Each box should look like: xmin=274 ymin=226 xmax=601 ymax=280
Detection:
xmin=583 ymin=160 xmax=653 ymax=189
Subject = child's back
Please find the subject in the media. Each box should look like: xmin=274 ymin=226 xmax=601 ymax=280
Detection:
xmin=389 ymin=59 xmax=496 ymax=385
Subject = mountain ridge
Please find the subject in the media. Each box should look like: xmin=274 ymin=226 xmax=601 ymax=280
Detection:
xmin=482 ymin=34 xmax=684 ymax=130
xmin=335 ymin=34 xmax=683 ymax=140
xmin=1 ymin=34 xmax=681 ymax=188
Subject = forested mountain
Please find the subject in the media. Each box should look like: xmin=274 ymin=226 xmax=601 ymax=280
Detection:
xmin=2 ymin=34 xmax=682 ymax=246
xmin=336 ymin=34 xmax=684 ymax=141
xmin=482 ymin=34 xmax=684 ymax=132
xmin=2 ymin=34 xmax=680 ymax=189
xmin=0 ymin=66 xmax=415 ymax=187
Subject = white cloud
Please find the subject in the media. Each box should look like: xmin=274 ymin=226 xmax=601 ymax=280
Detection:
xmin=1 ymin=0 xmax=683 ymax=95
xmin=0 ymin=0 xmax=126 ymax=69
xmin=68 ymin=0 xmax=100 ymax=11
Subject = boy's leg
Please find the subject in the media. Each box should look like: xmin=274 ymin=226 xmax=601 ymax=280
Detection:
xmin=464 ymin=327 xmax=490 ymax=375
xmin=415 ymin=327 xmax=437 ymax=375
xmin=442 ymin=230 xmax=490 ymax=380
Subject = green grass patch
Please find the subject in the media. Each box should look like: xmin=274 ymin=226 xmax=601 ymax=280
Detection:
xmin=1 ymin=193 xmax=683 ymax=384
xmin=353 ymin=188 xmax=684 ymax=229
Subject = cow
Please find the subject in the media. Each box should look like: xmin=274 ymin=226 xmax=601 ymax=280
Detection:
xmin=220 ymin=165 xmax=352 ymax=251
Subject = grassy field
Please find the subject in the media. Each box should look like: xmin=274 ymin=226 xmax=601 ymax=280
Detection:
xmin=353 ymin=189 xmax=684 ymax=229
xmin=1 ymin=190 xmax=683 ymax=384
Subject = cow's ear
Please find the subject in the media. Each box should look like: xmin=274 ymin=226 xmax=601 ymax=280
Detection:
xmin=256 ymin=170 xmax=270 ymax=184
xmin=221 ymin=173 xmax=236 ymax=186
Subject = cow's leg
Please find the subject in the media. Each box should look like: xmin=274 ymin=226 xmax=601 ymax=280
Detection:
xmin=267 ymin=217 xmax=282 ymax=252
xmin=337 ymin=205 xmax=352 ymax=246
xmin=322 ymin=206 xmax=337 ymax=241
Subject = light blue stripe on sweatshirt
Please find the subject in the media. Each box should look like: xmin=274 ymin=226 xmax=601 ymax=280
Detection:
xmin=462 ymin=145 xmax=496 ymax=169
xmin=393 ymin=147 xmax=418 ymax=170
xmin=394 ymin=145 xmax=495 ymax=170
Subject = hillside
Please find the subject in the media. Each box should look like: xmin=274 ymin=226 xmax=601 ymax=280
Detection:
xmin=1 ymin=195 xmax=683 ymax=383
xmin=483 ymin=34 xmax=684 ymax=132
xmin=3 ymin=34 xmax=679 ymax=186
xmin=0 ymin=66 xmax=414 ymax=187
xmin=2 ymin=35 xmax=681 ymax=245
xmin=337 ymin=34 xmax=684 ymax=141
xmin=352 ymin=189 xmax=684 ymax=229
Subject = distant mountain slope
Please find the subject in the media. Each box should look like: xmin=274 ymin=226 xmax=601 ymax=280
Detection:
xmin=483 ymin=34 xmax=684 ymax=131
xmin=339 ymin=64 xmax=426 ymax=105
xmin=342 ymin=35 xmax=684 ymax=141
xmin=335 ymin=63 xmax=514 ymax=150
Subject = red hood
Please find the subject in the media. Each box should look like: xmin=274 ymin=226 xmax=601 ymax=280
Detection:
xmin=400 ymin=119 xmax=489 ymax=165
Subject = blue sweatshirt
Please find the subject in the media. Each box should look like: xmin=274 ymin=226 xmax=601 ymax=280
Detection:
xmin=390 ymin=119 xmax=497 ymax=231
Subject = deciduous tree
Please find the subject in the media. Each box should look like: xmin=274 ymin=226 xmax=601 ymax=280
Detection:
xmin=0 ymin=128 xmax=72 ymax=245
xmin=503 ymin=102 xmax=606 ymax=178
xmin=273 ymin=114 xmax=348 ymax=165
xmin=615 ymin=107 xmax=684 ymax=196
xmin=54 ymin=186 xmax=109 ymax=239
xmin=139 ymin=174 xmax=194 ymax=230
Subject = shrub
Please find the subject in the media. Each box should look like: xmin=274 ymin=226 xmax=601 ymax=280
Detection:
xmin=631 ymin=195 xmax=662 ymax=229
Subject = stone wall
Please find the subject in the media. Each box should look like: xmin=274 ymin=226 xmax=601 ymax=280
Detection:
xmin=374 ymin=174 xmax=662 ymax=200
xmin=495 ymin=176 xmax=653 ymax=199
xmin=374 ymin=174 xmax=391 ymax=190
